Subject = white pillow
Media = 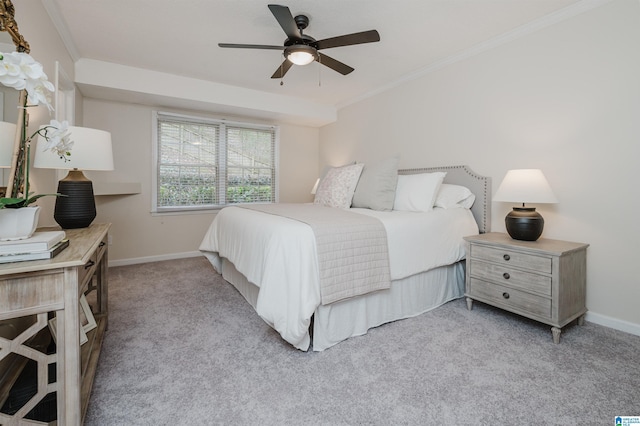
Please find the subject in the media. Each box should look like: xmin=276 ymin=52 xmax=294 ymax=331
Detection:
xmin=435 ymin=184 xmax=476 ymax=209
xmin=314 ymin=163 xmax=364 ymax=208
xmin=393 ymin=172 xmax=446 ymax=212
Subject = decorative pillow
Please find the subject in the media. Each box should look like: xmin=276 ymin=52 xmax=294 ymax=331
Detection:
xmin=393 ymin=172 xmax=446 ymax=212
xmin=435 ymin=184 xmax=476 ymax=209
xmin=351 ymin=156 xmax=399 ymax=211
xmin=314 ymin=163 xmax=364 ymax=208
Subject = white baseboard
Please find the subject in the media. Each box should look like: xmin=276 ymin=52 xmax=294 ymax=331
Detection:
xmin=585 ymin=311 xmax=640 ymax=337
xmin=108 ymin=251 xmax=203 ymax=267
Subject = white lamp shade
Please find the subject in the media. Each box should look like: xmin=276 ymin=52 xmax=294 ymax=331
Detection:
xmin=493 ymin=169 xmax=558 ymax=204
xmin=34 ymin=126 xmax=114 ymax=171
xmin=0 ymin=121 xmax=17 ymax=168
xmin=311 ymin=178 xmax=320 ymax=195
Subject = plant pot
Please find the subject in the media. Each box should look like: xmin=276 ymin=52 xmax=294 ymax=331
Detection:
xmin=0 ymin=206 xmax=41 ymax=241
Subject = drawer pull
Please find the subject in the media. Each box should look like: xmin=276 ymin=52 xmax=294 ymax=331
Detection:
xmin=99 ymin=241 xmax=106 ymax=247
xmin=84 ymin=260 xmax=95 ymax=270
xmin=502 ymin=292 xmax=510 ymax=299
xmin=503 ymin=254 xmax=510 ymax=261
xmin=503 ymin=272 xmax=510 ymax=280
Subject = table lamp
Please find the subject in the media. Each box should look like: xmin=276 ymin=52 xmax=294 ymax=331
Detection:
xmin=311 ymin=178 xmax=320 ymax=195
xmin=493 ymin=169 xmax=558 ymax=241
xmin=34 ymin=126 xmax=114 ymax=229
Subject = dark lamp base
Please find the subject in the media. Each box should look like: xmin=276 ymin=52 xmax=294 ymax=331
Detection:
xmin=54 ymin=170 xmax=96 ymax=229
xmin=505 ymin=207 xmax=544 ymax=241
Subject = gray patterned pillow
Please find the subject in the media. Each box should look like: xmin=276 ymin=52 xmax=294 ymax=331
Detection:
xmin=313 ymin=163 xmax=364 ymax=208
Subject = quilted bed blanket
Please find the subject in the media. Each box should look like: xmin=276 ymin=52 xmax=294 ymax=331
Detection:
xmin=240 ymin=204 xmax=391 ymax=305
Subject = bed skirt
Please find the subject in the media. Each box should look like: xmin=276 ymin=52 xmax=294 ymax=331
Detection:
xmin=220 ymin=258 xmax=465 ymax=351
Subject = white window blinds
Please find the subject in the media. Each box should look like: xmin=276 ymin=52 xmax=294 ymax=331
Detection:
xmin=154 ymin=112 xmax=277 ymax=211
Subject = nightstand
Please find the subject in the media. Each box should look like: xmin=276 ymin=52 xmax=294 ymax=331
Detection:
xmin=464 ymin=232 xmax=588 ymax=343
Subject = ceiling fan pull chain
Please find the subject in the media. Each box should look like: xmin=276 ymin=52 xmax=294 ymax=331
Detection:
xmin=280 ymin=62 xmax=284 ymax=86
xmin=318 ymin=55 xmax=322 ymax=87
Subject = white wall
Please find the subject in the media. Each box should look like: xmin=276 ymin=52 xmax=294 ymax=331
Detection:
xmin=320 ymin=0 xmax=640 ymax=330
xmin=82 ymin=98 xmax=320 ymax=262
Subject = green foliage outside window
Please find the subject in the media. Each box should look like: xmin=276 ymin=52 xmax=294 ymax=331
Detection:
xmin=155 ymin=114 xmax=277 ymax=210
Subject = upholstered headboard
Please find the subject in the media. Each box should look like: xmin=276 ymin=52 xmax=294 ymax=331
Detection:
xmin=398 ymin=165 xmax=491 ymax=233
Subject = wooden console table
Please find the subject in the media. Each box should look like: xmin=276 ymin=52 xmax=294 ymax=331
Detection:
xmin=0 ymin=223 xmax=110 ymax=425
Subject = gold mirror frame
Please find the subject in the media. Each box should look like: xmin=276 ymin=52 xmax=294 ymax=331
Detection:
xmin=0 ymin=0 xmax=29 ymax=53
xmin=0 ymin=0 xmax=29 ymax=199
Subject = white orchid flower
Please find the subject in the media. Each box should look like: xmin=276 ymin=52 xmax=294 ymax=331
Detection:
xmin=25 ymin=77 xmax=55 ymax=112
xmin=0 ymin=51 xmax=54 ymax=110
xmin=0 ymin=54 xmax=27 ymax=90
xmin=41 ymin=120 xmax=74 ymax=161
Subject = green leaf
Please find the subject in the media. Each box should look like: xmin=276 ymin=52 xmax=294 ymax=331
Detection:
xmin=0 ymin=197 xmax=27 ymax=208
xmin=0 ymin=193 xmax=67 ymax=209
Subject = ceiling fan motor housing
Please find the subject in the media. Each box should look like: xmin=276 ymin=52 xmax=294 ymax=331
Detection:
xmin=283 ymin=24 xmax=318 ymax=65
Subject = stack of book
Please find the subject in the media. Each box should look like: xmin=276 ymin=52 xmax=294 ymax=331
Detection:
xmin=0 ymin=231 xmax=69 ymax=264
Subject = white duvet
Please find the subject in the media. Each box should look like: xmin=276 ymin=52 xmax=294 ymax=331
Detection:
xmin=199 ymin=205 xmax=478 ymax=350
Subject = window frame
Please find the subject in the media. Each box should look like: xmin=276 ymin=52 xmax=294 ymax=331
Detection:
xmin=151 ymin=111 xmax=279 ymax=213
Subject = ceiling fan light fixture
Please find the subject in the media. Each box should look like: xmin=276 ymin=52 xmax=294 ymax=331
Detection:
xmin=285 ymin=45 xmax=316 ymax=66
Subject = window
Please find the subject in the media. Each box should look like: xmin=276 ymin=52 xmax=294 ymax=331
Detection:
xmin=153 ymin=112 xmax=278 ymax=212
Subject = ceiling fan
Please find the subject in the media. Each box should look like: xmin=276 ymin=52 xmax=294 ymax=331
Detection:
xmin=218 ymin=4 xmax=380 ymax=79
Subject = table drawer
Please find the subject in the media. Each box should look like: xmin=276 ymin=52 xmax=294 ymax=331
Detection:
xmin=469 ymin=260 xmax=551 ymax=296
xmin=0 ymin=270 xmax=64 ymax=317
xmin=468 ymin=277 xmax=551 ymax=319
xmin=470 ymin=244 xmax=551 ymax=273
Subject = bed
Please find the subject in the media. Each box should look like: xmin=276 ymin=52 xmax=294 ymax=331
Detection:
xmin=200 ymin=164 xmax=491 ymax=351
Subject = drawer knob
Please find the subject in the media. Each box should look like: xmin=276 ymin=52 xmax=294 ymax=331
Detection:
xmin=502 ymin=292 xmax=510 ymax=299
xmin=503 ymin=272 xmax=510 ymax=280
xmin=503 ymin=254 xmax=510 ymax=261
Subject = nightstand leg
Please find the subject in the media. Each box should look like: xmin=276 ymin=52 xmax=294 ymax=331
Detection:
xmin=466 ymin=297 xmax=473 ymax=311
xmin=551 ymin=327 xmax=561 ymax=344
xmin=577 ymin=314 xmax=585 ymax=326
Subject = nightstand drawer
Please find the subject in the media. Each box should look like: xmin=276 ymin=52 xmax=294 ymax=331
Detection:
xmin=469 ymin=260 xmax=551 ymax=296
xmin=469 ymin=278 xmax=551 ymax=319
xmin=470 ymin=244 xmax=551 ymax=273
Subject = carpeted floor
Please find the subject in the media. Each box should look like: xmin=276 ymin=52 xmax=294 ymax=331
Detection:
xmin=85 ymin=257 xmax=640 ymax=425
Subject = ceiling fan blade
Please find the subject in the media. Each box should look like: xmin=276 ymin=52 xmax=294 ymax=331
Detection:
xmin=317 ymin=52 xmax=354 ymax=75
xmin=268 ymin=4 xmax=301 ymax=40
xmin=218 ymin=43 xmax=284 ymax=50
xmin=271 ymin=60 xmax=294 ymax=79
xmin=315 ymin=30 xmax=380 ymax=50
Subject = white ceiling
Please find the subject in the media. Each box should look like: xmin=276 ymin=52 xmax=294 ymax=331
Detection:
xmin=46 ymin=0 xmax=587 ymax=116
